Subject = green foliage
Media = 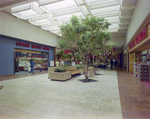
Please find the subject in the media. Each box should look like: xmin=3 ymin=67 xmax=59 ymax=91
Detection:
xmin=63 ymin=65 xmax=72 ymax=67
xmin=56 ymin=49 xmax=72 ymax=59
xmin=75 ymin=65 xmax=83 ymax=69
xmin=54 ymin=68 xmax=66 ymax=72
xmin=58 ymin=14 xmax=111 ymax=80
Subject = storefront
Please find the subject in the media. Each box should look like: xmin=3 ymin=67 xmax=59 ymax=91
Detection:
xmin=0 ymin=35 xmax=54 ymax=76
xmin=128 ymin=17 xmax=150 ymax=82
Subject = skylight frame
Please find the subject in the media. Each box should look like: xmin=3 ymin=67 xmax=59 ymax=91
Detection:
xmin=39 ymin=0 xmax=79 ymax=14
xmin=11 ymin=2 xmax=43 ymax=20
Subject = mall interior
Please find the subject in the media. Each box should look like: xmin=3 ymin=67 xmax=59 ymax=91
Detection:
xmin=0 ymin=0 xmax=150 ymax=119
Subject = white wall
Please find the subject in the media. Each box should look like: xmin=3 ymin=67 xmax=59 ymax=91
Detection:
xmin=125 ymin=0 xmax=150 ymax=47
xmin=0 ymin=12 xmax=62 ymax=47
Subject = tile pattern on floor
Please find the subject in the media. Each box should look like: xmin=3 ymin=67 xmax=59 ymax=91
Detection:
xmin=0 ymin=70 xmax=122 ymax=119
xmin=117 ymin=69 xmax=150 ymax=119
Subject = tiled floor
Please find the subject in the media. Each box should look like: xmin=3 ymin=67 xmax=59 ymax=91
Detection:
xmin=1 ymin=68 xmax=150 ymax=119
xmin=0 ymin=70 xmax=122 ymax=119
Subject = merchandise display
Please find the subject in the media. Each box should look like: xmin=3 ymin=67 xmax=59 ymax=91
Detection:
xmin=14 ymin=49 xmax=49 ymax=71
xmin=133 ymin=62 xmax=138 ymax=77
xmin=137 ymin=62 xmax=149 ymax=82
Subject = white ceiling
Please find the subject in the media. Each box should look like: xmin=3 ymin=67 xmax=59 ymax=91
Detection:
xmin=0 ymin=0 xmax=138 ymax=54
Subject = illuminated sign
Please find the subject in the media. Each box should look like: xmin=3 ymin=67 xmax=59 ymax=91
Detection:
xmin=16 ymin=42 xmax=50 ymax=51
xmin=16 ymin=42 xmax=30 ymax=47
xmin=129 ymin=27 xmax=147 ymax=50
xmin=136 ymin=28 xmax=146 ymax=44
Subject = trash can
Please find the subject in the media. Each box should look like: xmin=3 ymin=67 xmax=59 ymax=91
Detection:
xmin=89 ymin=67 xmax=95 ymax=77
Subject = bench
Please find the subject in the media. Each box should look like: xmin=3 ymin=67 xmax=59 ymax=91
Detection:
xmin=48 ymin=66 xmax=83 ymax=79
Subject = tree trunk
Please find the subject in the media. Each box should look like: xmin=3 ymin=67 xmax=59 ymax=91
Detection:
xmin=81 ymin=58 xmax=89 ymax=81
xmin=92 ymin=54 xmax=94 ymax=66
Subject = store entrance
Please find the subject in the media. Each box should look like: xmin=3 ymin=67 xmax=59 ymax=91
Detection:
xmin=14 ymin=49 xmax=49 ymax=75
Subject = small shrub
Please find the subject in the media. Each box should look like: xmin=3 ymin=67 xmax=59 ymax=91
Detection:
xmin=76 ymin=65 xmax=83 ymax=69
xmin=54 ymin=68 xmax=66 ymax=72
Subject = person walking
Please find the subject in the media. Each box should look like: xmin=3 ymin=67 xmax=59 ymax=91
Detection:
xmin=30 ymin=59 xmax=35 ymax=74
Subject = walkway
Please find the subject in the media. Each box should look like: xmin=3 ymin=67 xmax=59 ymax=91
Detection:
xmin=0 ymin=68 xmax=150 ymax=119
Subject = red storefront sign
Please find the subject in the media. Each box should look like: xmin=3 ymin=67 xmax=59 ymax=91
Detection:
xmin=16 ymin=42 xmax=30 ymax=47
xmin=32 ymin=45 xmax=42 ymax=50
xmin=129 ymin=27 xmax=147 ymax=50
xmin=136 ymin=28 xmax=146 ymax=44
xmin=16 ymin=42 xmax=50 ymax=51
xmin=129 ymin=40 xmax=136 ymax=49
xmin=43 ymin=47 xmax=50 ymax=51
xmin=64 ymin=50 xmax=70 ymax=54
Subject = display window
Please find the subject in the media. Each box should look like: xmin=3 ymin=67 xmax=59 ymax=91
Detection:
xmin=14 ymin=49 xmax=49 ymax=73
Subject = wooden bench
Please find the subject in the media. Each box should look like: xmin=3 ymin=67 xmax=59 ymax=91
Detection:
xmin=65 ymin=66 xmax=83 ymax=75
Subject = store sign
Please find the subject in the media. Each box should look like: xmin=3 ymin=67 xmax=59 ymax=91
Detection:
xmin=129 ymin=40 xmax=136 ymax=49
xmin=16 ymin=42 xmax=30 ymax=47
xmin=43 ymin=47 xmax=50 ymax=51
xmin=129 ymin=27 xmax=147 ymax=50
xmin=136 ymin=28 xmax=146 ymax=44
xmin=16 ymin=42 xmax=50 ymax=51
xmin=32 ymin=45 xmax=42 ymax=50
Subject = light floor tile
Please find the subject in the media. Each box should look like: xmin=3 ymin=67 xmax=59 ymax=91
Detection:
xmin=90 ymin=104 xmax=100 ymax=110
xmin=83 ymin=113 xmax=97 ymax=119
xmin=73 ymin=111 xmax=86 ymax=118
xmin=72 ymin=106 xmax=84 ymax=111
xmin=0 ymin=70 xmax=122 ymax=119
xmin=64 ymin=115 xmax=77 ymax=119
xmin=92 ymin=109 xmax=104 ymax=116
xmin=51 ymin=113 xmax=66 ymax=119
xmin=62 ymin=109 xmax=75 ymax=116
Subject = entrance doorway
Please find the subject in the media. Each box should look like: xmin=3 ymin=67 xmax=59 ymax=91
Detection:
xmin=14 ymin=49 xmax=49 ymax=75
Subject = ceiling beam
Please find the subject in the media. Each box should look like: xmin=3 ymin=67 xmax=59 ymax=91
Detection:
xmin=121 ymin=5 xmax=136 ymax=10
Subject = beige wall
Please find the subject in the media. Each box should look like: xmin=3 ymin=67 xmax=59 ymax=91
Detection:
xmin=0 ymin=12 xmax=62 ymax=47
xmin=125 ymin=0 xmax=150 ymax=47
xmin=106 ymin=36 xmax=125 ymax=46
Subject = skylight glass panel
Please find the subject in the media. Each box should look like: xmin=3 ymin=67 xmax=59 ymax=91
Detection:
xmin=85 ymin=0 xmax=119 ymax=6
xmin=90 ymin=5 xmax=120 ymax=17
xmin=11 ymin=2 xmax=43 ymax=19
xmin=90 ymin=5 xmax=120 ymax=14
xmin=40 ymin=0 xmax=78 ymax=13
xmin=89 ymin=0 xmax=119 ymax=9
xmin=108 ymin=29 xmax=118 ymax=32
xmin=109 ymin=24 xmax=118 ymax=29
xmin=29 ymin=14 xmax=54 ymax=26
xmin=54 ymin=12 xmax=84 ymax=22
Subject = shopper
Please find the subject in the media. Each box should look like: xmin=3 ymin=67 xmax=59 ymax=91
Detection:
xmin=111 ymin=59 xmax=113 ymax=69
xmin=115 ymin=60 xmax=118 ymax=67
xmin=30 ymin=59 xmax=35 ymax=74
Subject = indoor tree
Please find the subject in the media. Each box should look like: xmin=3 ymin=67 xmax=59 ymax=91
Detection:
xmin=58 ymin=15 xmax=111 ymax=81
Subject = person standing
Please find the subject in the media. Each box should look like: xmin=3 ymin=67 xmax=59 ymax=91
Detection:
xmin=111 ymin=59 xmax=113 ymax=69
xmin=30 ymin=59 xmax=35 ymax=74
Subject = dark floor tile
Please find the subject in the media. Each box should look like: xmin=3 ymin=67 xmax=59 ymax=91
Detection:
xmin=117 ymin=69 xmax=150 ymax=119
